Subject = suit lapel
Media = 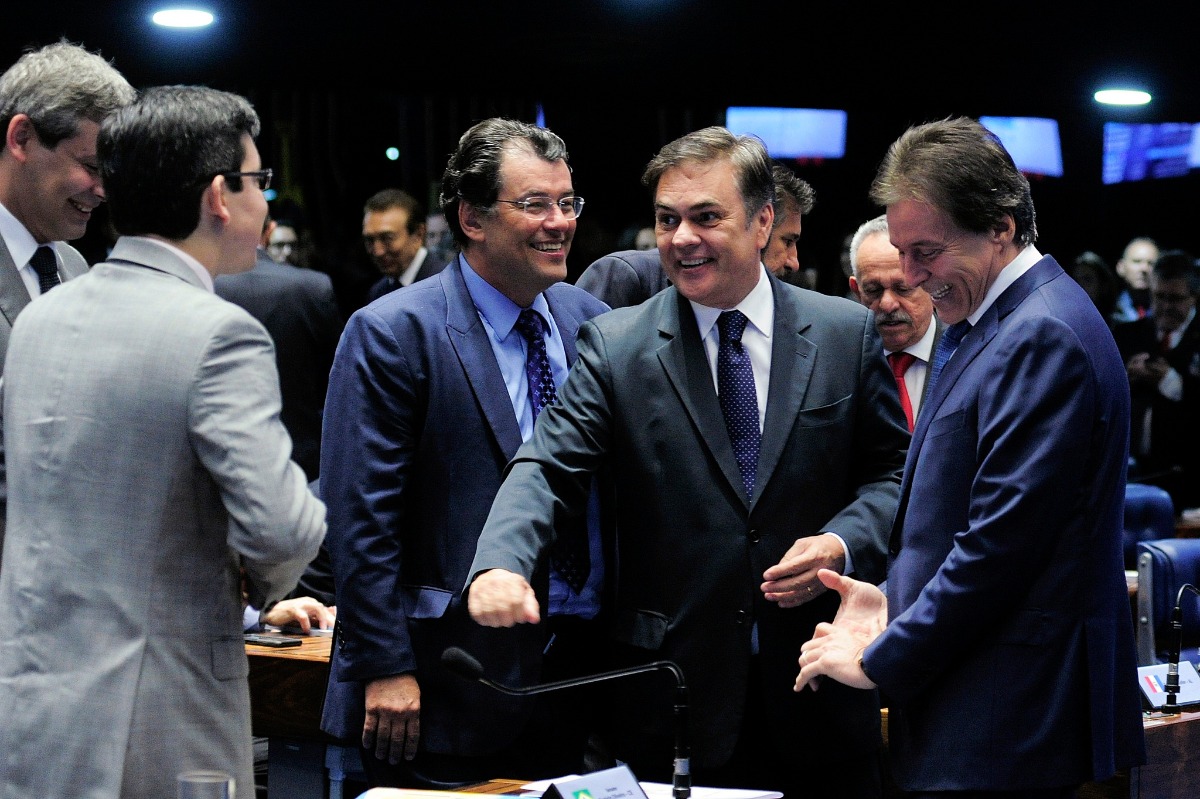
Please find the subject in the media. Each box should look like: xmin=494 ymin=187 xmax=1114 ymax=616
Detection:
xmin=442 ymin=258 xmax=524 ymax=459
xmin=656 ymin=289 xmax=749 ymax=504
xmin=0 ymin=237 xmax=32 ymax=331
xmin=757 ymin=280 xmax=816 ymax=504
xmin=919 ymin=318 xmax=945 ymax=399
xmin=895 ymin=256 xmax=1066 ymax=534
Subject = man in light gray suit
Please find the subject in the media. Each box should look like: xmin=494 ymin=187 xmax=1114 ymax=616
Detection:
xmin=0 ymin=86 xmax=325 ymax=799
xmin=0 ymin=41 xmax=134 ymax=552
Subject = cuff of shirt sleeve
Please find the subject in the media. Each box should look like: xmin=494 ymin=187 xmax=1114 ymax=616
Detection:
xmin=824 ymin=532 xmax=853 ymax=574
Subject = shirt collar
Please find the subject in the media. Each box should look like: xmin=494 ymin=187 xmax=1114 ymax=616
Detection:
xmin=689 ymin=264 xmax=774 ymax=342
xmin=0 ymin=200 xmax=44 ymax=272
xmin=967 ymin=244 xmax=1042 ymax=326
xmin=886 ymin=314 xmax=939 ymax=362
xmin=459 ymin=253 xmax=552 ymax=340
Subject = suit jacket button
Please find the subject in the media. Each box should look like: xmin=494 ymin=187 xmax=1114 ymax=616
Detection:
xmin=736 ymin=610 xmax=750 ymax=625
xmin=749 ymin=528 xmax=761 ymax=543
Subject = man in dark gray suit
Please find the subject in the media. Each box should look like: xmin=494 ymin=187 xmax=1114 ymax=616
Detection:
xmin=848 ymin=214 xmax=942 ymax=431
xmin=467 ymin=127 xmax=907 ymax=799
xmin=215 ymin=218 xmax=344 ymax=479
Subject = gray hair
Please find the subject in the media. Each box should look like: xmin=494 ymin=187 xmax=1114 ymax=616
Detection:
xmin=0 ymin=41 xmax=135 ymax=147
xmin=848 ymin=214 xmax=890 ymax=279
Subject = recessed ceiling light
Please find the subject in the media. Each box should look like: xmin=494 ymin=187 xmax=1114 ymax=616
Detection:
xmin=1094 ymin=89 xmax=1152 ymax=106
xmin=151 ymin=9 xmax=215 ymax=28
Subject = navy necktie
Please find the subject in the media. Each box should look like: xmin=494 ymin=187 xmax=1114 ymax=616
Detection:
xmin=927 ymin=320 xmax=971 ymax=394
xmin=717 ymin=310 xmax=761 ymax=499
xmin=514 ymin=308 xmax=589 ymax=592
xmin=30 ymin=246 xmax=60 ymax=294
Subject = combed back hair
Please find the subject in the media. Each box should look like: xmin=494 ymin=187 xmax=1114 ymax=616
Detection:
xmin=772 ymin=163 xmax=815 ymax=227
xmin=0 ymin=40 xmax=135 ymax=147
xmin=848 ymin=214 xmax=890 ymax=279
xmin=1153 ymin=249 xmax=1200 ymax=295
xmin=363 ymin=188 xmax=425 ymax=234
xmin=642 ymin=127 xmax=774 ymax=224
xmin=99 ymin=86 xmax=261 ymax=241
xmin=439 ymin=118 xmax=570 ymax=248
xmin=870 ymin=117 xmax=1037 ymax=246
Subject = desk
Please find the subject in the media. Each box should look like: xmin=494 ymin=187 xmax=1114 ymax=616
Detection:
xmin=246 ymin=633 xmax=364 ymax=799
xmin=246 ymin=633 xmax=332 ymax=740
xmin=254 ymin=644 xmax=1200 ymax=799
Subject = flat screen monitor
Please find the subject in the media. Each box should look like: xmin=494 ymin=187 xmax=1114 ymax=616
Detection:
xmin=979 ymin=116 xmax=1064 ymax=178
xmin=1102 ymin=121 xmax=1200 ymax=185
xmin=724 ymin=107 xmax=847 ymax=160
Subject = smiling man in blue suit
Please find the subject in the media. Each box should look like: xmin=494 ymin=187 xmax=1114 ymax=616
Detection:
xmin=319 ymin=118 xmax=608 ymax=789
xmin=797 ymin=117 xmax=1145 ymax=797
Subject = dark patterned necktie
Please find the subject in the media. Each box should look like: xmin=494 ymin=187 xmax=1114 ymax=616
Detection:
xmin=927 ymin=320 xmax=971 ymax=394
xmin=717 ymin=310 xmax=761 ymax=499
xmin=514 ymin=308 xmax=589 ymax=592
xmin=30 ymin=246 xmax=61 ymax=294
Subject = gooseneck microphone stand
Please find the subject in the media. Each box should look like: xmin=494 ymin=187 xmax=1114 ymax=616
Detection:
xmin=442 ymin=646 xmax=691 ymax=799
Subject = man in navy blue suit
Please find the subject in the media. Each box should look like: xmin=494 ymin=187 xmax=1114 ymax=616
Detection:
xmin=319 ymin=118 xmax=608 ymax=788
xmin=797 ymin=117 xmax=1145 ymax=797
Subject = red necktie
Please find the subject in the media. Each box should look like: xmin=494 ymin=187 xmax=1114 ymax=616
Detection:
xmin=1159 ymin=329 xmax=1173 ymax=355
xmin=887 ymin=351 xmax=917 ymax=432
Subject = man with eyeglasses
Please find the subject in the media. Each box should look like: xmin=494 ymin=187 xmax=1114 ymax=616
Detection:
xmin=320 ymin=117 xmax=609 ymax=788
xmin=0 ymin=85 xmax=324 ymax=799
xmin=0 ymin=41 xmax=134 ymax=559
xmin=362 ymin=188 xmax=449 ymax=304
xmin=1114 ymin=249 xmax=1200 ymax=510
xmin=467 ymin=126 xmax=906 ymax=798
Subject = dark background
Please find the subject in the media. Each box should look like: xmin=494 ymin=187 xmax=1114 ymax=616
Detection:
xmin=6 ymin=1 xmax=1200 ymax=303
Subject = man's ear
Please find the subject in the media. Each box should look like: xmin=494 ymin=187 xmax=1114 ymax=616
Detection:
xmin=203 ymin=175 xmax=232 ymax=226
xmin=459 ymin=201 xmax=486 ymax=244
xmin=6 ymin=115 xmax=37 ymax=162
xmin=848 ymin=275 xmax=862 ymax=301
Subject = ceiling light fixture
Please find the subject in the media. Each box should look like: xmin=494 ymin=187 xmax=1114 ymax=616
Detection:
xmin=151 ymin=9 xmax=215 ymax=28
xmin=1094 ymin=89 xmax=1152 ymax=106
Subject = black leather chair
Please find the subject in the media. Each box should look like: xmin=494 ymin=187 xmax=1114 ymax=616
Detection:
xmin=1135 ymin=538 xmax=1200 ymax=666
xmin=1124 ymin=482 xmax=1175 ymax=569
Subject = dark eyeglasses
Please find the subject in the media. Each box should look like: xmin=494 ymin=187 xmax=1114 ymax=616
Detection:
xmin=220 ymin=169 xmax=273 ymax=192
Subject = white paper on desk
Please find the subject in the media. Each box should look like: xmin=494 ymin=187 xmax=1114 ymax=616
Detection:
xmin=522 ymin=778 xmax=782 ymax=799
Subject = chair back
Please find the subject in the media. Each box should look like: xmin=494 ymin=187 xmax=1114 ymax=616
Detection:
xmin=1124 ymin=482 xmax=1175 ymax=569
xmin=1136 ymin=538 xmax=1200 ymax=665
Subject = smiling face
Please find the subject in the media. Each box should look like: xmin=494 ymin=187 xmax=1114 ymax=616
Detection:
xmin=654 ymin=157 xmax=772 ymax=309
xmin=887 ymin=199 xmax=1013 ymax=325
xmin=459 ymin=144 xmax=574 ymax=307
xmin=851 ymin=231 xmax=934 ymax=352
xmin=5 ymin=116 xmax=105 ymax=243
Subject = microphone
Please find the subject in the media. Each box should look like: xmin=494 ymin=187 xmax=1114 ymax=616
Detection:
xmin=441 ymin=646 xmax=691 ymax=799
xmin=1165 ymin=582 xmax=1200 ymax=712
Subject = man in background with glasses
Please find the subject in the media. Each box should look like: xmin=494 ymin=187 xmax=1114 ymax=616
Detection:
xmin=0 ymin=41 xmax=134 ymax=561
xmin=320 ymin=117 xmax=608 ymax=788
xmin=0 ymin=86 xmax=324 ymax=799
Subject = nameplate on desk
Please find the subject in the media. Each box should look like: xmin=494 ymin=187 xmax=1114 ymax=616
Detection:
xmin=1138 ymin=660 xmax=1200 ymax=709
xmin=543 ymin=766 xmax=648 ymax=799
